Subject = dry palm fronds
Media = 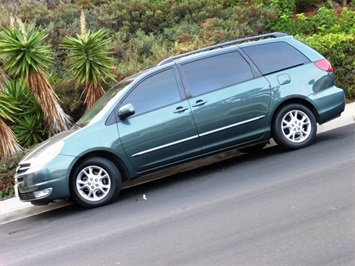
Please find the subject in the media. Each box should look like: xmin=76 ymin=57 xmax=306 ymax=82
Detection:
xmin=0 ymin=118 xmax=22 ymax=158
xmin=83 ymin=80 xmax=105 ymax=110
xmin=27 ymin=69 xmax=72 ymax=134
xmin=0 ymin=68 xmax=8 ymax=90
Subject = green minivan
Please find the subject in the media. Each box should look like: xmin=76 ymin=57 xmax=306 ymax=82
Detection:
xmin=15 ymin=33 xmax=345 ymax=207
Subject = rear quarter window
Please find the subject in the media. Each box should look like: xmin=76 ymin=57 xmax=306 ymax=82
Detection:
xmin=242 ymin=42 xmax=310 ymax=75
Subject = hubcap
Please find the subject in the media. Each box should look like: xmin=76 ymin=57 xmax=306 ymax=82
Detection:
xmin=281 ymin=110 xmax=311 ymax=143
xmin=76 ymin=165 xmax=111 ymax=202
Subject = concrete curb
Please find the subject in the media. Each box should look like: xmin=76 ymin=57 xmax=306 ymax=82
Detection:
xmin=0 ymin=198 xmax=71 ymax=225
xmin=1 ymin=103 xmax=354 ymax=225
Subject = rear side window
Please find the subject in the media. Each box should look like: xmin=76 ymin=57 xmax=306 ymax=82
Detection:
xmin=242 ymin=42 xmax=310 ymax=75
xmin=181 ymin=51 xmax=254 ymax=97
xmin=121 ymin=68 xmax=181 ymax=115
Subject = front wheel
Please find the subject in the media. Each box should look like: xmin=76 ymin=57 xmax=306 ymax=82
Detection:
xmin=272 ymin=104 xmax=317 ymax=150
xmin=70 ymin=157 xmax=122 ymax=208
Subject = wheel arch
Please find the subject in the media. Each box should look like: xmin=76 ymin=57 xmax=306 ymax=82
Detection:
xmin=69 ymin=150 xmax=130 ymax=184
xmin=271 ymin=98 xmax=319 ymax=133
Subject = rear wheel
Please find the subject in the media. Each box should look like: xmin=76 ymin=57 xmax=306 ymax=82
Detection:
xmin=272 ymin=104 xmax=317 ymax=150
xmin=71 ymin=157 xmax=121 ymax=208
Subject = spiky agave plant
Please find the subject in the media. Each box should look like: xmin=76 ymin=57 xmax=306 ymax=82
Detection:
xmin=4 ymin=79 xmax=46 ymax=148
xmin=0 ymin=24 xmax=71 ymax=134
xmin=0 ymin=88 xmax=21 ymax=158
xmin=61 ymin=29 xmax=115 ymax=109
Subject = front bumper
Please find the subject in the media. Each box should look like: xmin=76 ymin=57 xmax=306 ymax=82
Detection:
xmin=15 ymin=155 xmax=75 ymax=203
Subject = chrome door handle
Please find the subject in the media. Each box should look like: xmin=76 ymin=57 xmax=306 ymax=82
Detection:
xmin=174 ymin=106 xmax=189 ymax=113
xmin=192 ymin=100 xmax=207 ymax=107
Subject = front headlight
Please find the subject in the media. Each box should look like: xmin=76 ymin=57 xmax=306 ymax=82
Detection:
xmin=30 ymin=141 xmax=65 ymax=169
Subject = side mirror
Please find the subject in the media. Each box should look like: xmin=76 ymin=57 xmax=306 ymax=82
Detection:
xmin=118 ymin=103 xmax=135 ymax=120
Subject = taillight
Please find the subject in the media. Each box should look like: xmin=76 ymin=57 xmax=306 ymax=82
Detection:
xmin=314 ymin=59 xmax=333 ymax=72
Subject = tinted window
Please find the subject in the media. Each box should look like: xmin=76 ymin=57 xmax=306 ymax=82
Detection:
xmin=121 ymin=68 xmax=181 ymax=115
xmin=242 ymin=42 xmax=310 ymax=75
xmin=181 ymin=52 xmax=254 ymax=97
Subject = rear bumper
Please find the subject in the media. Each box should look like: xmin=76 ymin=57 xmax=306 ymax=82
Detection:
xmin=307 ymin=86 xmax=345 ymax=124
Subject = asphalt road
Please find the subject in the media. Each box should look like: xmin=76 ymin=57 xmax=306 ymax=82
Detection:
xmin=1 ymin=124 xmax=354 ymax=266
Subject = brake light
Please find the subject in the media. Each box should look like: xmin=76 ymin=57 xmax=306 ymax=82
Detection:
xmin=314 ymin=59 xmax=333 ymax=72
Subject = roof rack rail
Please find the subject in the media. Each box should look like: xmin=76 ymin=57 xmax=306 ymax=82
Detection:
xmin=158 ymin=32 xmax=288 ymax=66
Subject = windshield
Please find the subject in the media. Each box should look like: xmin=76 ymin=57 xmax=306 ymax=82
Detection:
xmin=76 ymin=80 xmax=133 ymax=126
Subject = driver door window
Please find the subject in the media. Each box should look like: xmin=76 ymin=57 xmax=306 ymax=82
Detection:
xmin=121 ymin=68 xmax=181 ymax=116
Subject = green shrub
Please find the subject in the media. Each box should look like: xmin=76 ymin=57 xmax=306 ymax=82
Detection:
xmin=271 ymin=7 xmax=355 ymax=35
xmin=266 ymin=0 xmax=296 ymax=15
xmin=295 ymin=0 xmax=323 ymax=13
xmin=0 ymin=151 xmax=26 ymax=199
xmin=54 ymin=79 xmax=86 ymax=122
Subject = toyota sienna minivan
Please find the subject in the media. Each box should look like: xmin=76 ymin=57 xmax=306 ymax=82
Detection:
xmin=15 ymin=32 xmax=345 ymax=207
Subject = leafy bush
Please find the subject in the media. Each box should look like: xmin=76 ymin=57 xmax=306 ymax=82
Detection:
xmin=271 ymin=7 xmax=355 ymax=35
xmin=0 ymin=151 xmax=26 ymax=199
xmin=54 ymin=79 xmax=86 ymax=122
xmin=295 ymin=0 xmax=323 ymax=13
xmin=266 ymin=0 xmax=296 ymax=14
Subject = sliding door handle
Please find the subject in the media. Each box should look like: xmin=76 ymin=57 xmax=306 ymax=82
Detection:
xmin=192 ymin=99 xmax=207 ymax=107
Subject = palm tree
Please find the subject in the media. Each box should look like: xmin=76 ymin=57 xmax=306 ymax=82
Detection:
xmin=0 ymin=24 xmax=72 ymax=134
xmin=61 ymin=28 xmax=115 ymax=109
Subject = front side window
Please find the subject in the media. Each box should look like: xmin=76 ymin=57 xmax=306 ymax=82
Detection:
xmin=242 ymin=41 xmax=310 ymax=75
xmin=121 ymin=68 xmax=181 ymax=116
xmin=181 ymin=51 xmax=254 ymax=97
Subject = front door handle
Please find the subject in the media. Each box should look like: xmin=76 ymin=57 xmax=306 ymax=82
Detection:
xmin=174 ymin=106 xmax=189 ymax=113
xmin=192 ymin=99 xmax=207 ymax=107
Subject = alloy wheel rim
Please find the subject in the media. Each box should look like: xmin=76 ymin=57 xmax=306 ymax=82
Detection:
xmin=281 ymin=110 xmax=311 ymax=143
xmin=76 ymin=165 xmax=111 ymax=202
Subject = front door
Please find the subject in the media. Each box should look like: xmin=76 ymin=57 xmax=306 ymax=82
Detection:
xmin=117 ymin=67 xmax=201 ymax=172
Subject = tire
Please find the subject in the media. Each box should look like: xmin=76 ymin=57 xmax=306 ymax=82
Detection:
xmin=239 ymin=142 xmax=267 ymax=154
xmin=70 ymin=157 xmax=122 ymax=208
xmin=272 ymin=104 xmax=317 ymax=150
